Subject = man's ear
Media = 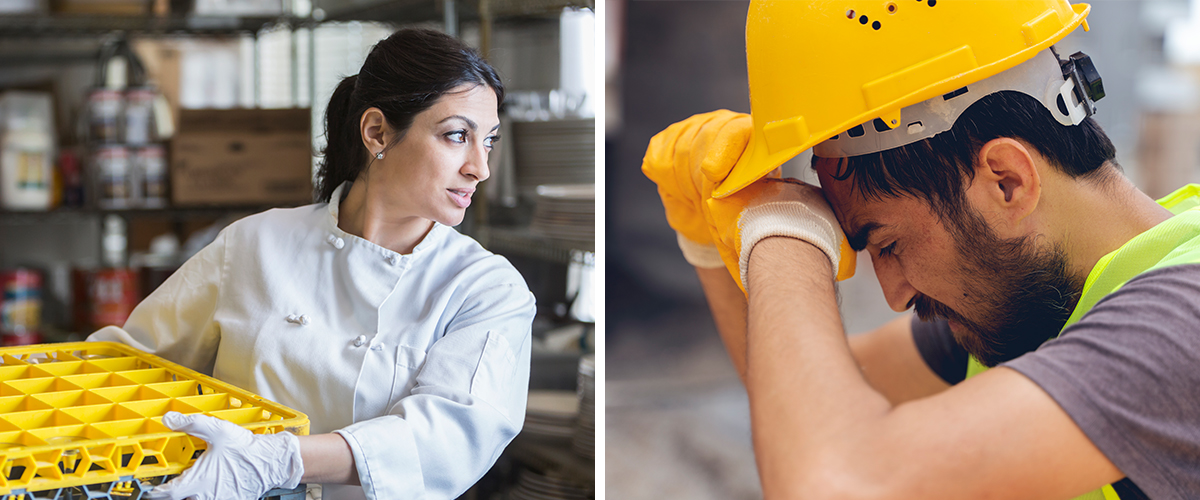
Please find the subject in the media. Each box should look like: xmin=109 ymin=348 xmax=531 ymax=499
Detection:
xmin=359 ymin=107 xmax=391 ymax=156
xmin=965 ymin=138 xmax=1041 ymax=234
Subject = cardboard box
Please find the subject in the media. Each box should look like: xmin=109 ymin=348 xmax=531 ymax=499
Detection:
xmin=51 ymin=0 xmax=147 ymax=15
xmin=170 ymin=108 xmax=312 ymax=206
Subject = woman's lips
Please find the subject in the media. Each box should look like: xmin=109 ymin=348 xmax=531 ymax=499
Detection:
xmin=448 ymin=188 xmax=474 ymax=208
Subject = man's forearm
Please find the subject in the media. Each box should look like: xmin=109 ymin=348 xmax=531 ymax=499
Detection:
xmin=745 ymin=237 xmax=891 ymax=498
xmin=696 ymin=266 xmax=750 ymax=383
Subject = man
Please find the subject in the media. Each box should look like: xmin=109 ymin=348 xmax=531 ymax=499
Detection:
xmin=643 ymin=1 xmax=1200 ymax=499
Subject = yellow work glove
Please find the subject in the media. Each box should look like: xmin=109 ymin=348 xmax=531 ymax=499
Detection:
xmin=706 ymin=177 xmax=857 ymax=294
xmin=642 ymin=110 xmax=752 ymax=268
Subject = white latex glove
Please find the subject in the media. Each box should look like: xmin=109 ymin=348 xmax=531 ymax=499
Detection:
xmin=706 ymin=177 xmax=855 ymax=292
xmin=144 ymin=411 xmax=304 ymax=500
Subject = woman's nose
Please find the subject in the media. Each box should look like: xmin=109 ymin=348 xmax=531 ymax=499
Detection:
xmin=872 ymin=254 xmax=918 ymax=313
xmin=463 ymin=143 xmax=490 ymax=182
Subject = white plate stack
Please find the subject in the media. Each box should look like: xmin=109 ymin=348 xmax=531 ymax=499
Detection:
xmin=532 ymin=184 xmax=595 ymax=246
xmin=512 ymin=119 xmax=594 ymax=189
xmin=572 ymin=355 xmax=595 ymax=460
xmin=524 ymin=390 xmax=579 ymax=439
xmin=508 ymin=469 xmax=593 ymax=500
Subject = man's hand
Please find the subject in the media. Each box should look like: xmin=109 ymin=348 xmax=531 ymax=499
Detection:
xmin=642 ymin=110 xmax=752 ymax=268
xmin=707 ymin=177 xmax=856 ymax=292
xmin=144 ymin=412 xmax=304 ymax=500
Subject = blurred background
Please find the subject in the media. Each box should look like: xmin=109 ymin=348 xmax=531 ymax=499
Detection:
xmin=0 ymin=0 xmax=596 ymax=498
xmin=605 ymin=0 xmax=1200 ymax=498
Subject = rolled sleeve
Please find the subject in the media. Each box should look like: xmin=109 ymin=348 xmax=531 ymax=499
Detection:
xmin=336 ymin=282 xmax=536 ymax=500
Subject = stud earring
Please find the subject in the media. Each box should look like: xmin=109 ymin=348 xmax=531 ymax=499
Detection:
xmin=375 ymin=151 xmax=384 ymax=160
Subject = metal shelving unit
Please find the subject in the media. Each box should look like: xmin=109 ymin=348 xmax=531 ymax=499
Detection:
xmin=0 ymin=14 xmax=306 ymax=38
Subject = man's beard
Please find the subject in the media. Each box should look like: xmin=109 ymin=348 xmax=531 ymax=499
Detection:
xmin=912 ymin=207 xmax=1084 ymax=367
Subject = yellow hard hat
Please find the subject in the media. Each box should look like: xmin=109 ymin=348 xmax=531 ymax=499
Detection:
xmin=714 ymin=0 xmax=1091 ymax=198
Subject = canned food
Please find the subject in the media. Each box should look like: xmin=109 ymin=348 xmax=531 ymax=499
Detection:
xmin=93 ymin=145 xmax=129 ymax=209
xmin=134 ymin=145 xmax=167 ymax=208
xmin=85 ymin=268 xmax=138 ymax=330
xmin=124 ymin=87 xmax=156 ymax=145
xmin=1 ymin=268 xmax=41 ymax=336
xmin=86 ymin=89 xmax=123 ymax=144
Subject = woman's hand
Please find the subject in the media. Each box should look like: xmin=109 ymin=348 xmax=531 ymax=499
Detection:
xmin=144 ymin=412 xmax=304 ymax=500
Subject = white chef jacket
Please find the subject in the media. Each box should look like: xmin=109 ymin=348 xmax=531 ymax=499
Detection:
xmin=90 ymin=182 xmax=536 ymax=500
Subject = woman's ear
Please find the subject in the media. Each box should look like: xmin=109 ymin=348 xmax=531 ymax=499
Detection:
xmin=359 ymin=107 xmax=390 ymax=156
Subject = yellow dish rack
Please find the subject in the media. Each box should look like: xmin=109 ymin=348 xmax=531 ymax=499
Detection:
xmin=0 ymin=341 xmax=309 ymax=496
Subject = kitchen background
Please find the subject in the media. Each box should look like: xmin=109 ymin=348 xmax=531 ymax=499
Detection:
xmin=605 ymin=0 xmax=1200 ymax=498
xmin=0 ymin=0 xmax=595 ymax=498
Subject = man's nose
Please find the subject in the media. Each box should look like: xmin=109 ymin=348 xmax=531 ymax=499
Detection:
xmin=872 ymin=254 xmax=918 ymax=313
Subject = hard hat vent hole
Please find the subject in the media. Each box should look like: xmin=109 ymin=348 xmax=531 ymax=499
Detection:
xmin=872 ymin=118 xmax=892 ymax=132
xmin=859 ymin=15 xmax=869 ymax=24
xmin=847 ymin=125 xmax=866 ymax=137
xmin=943 ymin=86 xmax=968 ymax=100
xmin=887 ymin=2 xmax=897 ymax=13
xmin=846 ymin=9 xmax=855 ymax=19
xmin=1056 ymin=94 xmax=1069 ymax=116
xmin=928 ymin=0 xmax=936 ymax=6
xmin=872 ymin=20 xmax=881 ymax=30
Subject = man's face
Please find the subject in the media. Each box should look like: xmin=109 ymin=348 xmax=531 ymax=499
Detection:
xmin=815 ymin=157 xmax=1083 ymax=367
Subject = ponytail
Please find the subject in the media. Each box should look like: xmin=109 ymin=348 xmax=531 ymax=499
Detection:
xmin=316 ymin=74 xmax=366 ymax=203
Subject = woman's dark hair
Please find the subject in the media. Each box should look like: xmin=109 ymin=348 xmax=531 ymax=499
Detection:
xmin=828 ymin=90 xmax=1118 ymax=225
xmin=316 ymin=28 xmax=505 ymax=202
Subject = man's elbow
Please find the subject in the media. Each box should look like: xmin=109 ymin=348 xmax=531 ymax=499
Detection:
xmin=764 ymin=458 xmax=911 ymax=500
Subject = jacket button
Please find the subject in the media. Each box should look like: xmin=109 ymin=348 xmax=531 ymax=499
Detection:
xmin=353 ymin=335 xmax=366 ymax=347
xmin=386 ymin=255 xmax=397 ymax=265
xmin=334 ymin=238 xmax=345 ymax=249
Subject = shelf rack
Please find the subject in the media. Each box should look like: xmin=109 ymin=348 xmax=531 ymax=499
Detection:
xmin=0 ymin=14 xmax=308 ymax=38
xmin=480 ymin=226 xmax=592 ymax=265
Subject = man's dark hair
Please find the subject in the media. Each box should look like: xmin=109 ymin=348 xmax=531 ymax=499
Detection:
xmin=826 ymin=90 xmax=1118 ymax=223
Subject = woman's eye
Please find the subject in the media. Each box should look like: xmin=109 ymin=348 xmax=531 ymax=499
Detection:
xmin=484 ymin=135 xmax=499 ymax=149
xmin=878 ymin=242 xmax=898 ymax=258
xmin=446 ymin=131 xmax=467 ymax=143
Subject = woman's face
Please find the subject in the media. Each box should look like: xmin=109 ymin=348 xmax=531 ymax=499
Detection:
xmin=373 ymin=84 xmax=499 ymax=227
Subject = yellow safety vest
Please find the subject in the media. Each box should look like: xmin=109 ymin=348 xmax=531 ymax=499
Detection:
xmin=964 ymin=184 xmax=1200 ymax=500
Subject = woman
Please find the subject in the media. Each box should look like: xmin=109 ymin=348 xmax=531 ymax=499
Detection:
xmin=91 ymin=28 xmax=535 ymax=500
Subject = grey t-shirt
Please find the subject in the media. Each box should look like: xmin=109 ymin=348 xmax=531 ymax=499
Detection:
xmin=912 ymin=264 xmax=1200 ymax=500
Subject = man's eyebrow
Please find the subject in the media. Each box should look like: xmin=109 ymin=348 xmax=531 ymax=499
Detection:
xmin=847 ymin=221 xmax=882 ymax=252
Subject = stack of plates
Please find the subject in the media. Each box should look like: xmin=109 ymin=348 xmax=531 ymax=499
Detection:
xmin=512 ymin=119 xmax=594 ymax=188
xmin=524 ymin=390 xmax=578 ymax=439
xmin=572 ymin=355 xmax=595 ymax=460
xmin=531 ymin=184 xmax=594 ymax=245
xmin=508 ymin=469 xmax=592 ymax=500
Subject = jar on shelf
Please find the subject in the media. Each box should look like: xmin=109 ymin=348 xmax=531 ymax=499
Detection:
xmin=92 ymin=145 xmax=130 ymax=209
xmin=86 ymin=88 xmax=123 ymax=144
xmin=1 ymin=268 xmax=42 ymax=346
xmin=123 ymin=87 xmax=156 ymax=145
xmin=133 ymin=145 xmax=167 ymax=208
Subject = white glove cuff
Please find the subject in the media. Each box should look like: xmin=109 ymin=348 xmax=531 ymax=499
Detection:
xmin=737 ymin=201 xmax=841 ymax=290
xmin=676 ymin=232 xmax=725 ymax=269
xmin=273 ymin=431 xmax=305 ymax=490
